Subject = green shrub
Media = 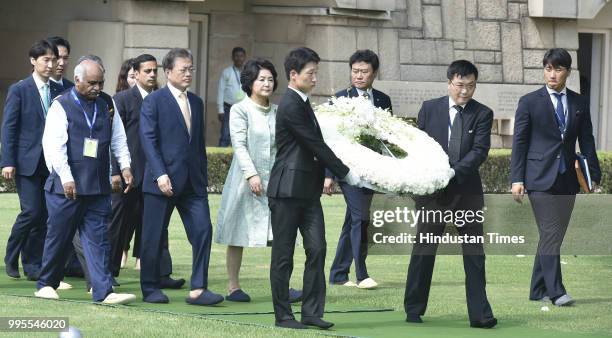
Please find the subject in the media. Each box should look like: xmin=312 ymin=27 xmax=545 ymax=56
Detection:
xmin=1 ymin=148 xmax=609 ymax=194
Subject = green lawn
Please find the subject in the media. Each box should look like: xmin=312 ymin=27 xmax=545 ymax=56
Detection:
xmin=0 ymin=193 xmax=611 ymax=337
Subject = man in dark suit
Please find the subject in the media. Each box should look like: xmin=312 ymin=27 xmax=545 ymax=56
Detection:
xmin=47 ymin=36 xmax=74 ymax=90
xmin=1 ymin=40 xmax=62 ymax=280
xmin=267 ymin=47 xmax=361 ymax=330
xmin=110 ymin=54 xmax=182 ymax=288
xmin=139 ymin=48 xmax=223 ymax=305
xmin=325 ymin=49 xmax=392 ymax=290
xmin=404 ymin=60 xmax=497 ymax=328
xmin=510 ymin=48 xmax=601 ymax=306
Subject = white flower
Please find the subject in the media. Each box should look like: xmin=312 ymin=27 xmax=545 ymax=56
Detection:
xmin=316 ymin=96 xmax=453 ymax=195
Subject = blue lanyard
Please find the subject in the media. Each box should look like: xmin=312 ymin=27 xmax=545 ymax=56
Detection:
xmin=70 ymin=88 xmax=97 ymax=137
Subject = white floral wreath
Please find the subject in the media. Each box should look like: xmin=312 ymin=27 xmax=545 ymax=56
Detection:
xmin=316 ymin=96 xmax=454 ymax=195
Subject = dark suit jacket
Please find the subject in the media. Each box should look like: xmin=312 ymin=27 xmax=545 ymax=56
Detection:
xmin=510 ymin=86 xmax=601 ymax=193
xmin=417 ymin=96 xmax=493 ymax=208
xmin=140 ymin=85 xmax=208 ymax=196
xmin=335 ymin=86 xmax=393 ymax=113
xmin=114 ymin=86 xmax=145 ymax=187
xmin=268 ymin=88 xmax=349 ymax=200
xmin=58 ymin=78 xmax=74 ymax=90
xmin=1 ymin=75 xmax=62 ymax=175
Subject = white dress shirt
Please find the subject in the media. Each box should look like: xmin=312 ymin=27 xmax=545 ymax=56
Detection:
xmin=355 ymin=87 xmax=374 ymax=106
xmin=167 ymin=82 xmax=192 ymax=112
xmin=288 ymin=86 xmax=308 ymax=102
xmin=136 ymin=83 xmax=150 ymax=99
xmin=546 ymin=85 xmax=568 ymax=130
xmin=32 ymin=72 xmax=50 ymax=110
xmin=217 ymin=65 xmax=245 ymax=113
xmin=49 ymin=77 xmax=66 ymax=89
xmin=42 ymin=95 xmax=131 ymax=185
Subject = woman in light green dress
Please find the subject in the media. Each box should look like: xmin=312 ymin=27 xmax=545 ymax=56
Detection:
xmin=216 ymin=58 xmax=279 ymax=302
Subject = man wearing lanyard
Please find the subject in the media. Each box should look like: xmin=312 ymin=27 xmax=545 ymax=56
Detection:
xmin=1 ymin=39 xmax=62 ymax=280
xmin=217 ymin=47 xmax=246 ymax=147
xmin=35 ymin=59 xmax=136 ymax=304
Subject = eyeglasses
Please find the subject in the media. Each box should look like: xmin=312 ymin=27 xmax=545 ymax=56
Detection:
xmin=544 ymin=66 xmax=568 ymax=74
xmin=176 ymin=67 xmax=196 ymax=75
xmin=451 ymin=81 xmax=476 ymax=91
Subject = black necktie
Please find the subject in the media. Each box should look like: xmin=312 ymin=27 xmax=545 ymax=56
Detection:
xmin=305 ymin=99 xmax=320 ymax=130
xmin=448 ymin=105 xmax=463 ymax=165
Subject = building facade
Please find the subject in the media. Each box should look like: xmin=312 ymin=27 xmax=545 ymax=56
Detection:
xmin=0 ymin=0 xmax=611 ymax=149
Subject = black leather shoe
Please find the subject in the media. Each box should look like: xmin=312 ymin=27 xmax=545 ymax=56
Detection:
xmin=288 ymin=288 xmax=302 ymax=303
xmin=301 ymin=317 xmax=334 ymax=329
xmin=160 ymin=276 xmax=185 ymax=289
xmin=26 ymin=271 xmax=40 ymax=281
xmin=470 ymin=317 xmax=497 ymax=329
xmin=5 ymin=265 xmax=20 ymax=279
xmin=143 ymin=290 xmax=169 ymax=304
xmin=406 ymin=314 xmax=423 ymax=323
xmin=275 ymin=319 xmax=307 ymax=329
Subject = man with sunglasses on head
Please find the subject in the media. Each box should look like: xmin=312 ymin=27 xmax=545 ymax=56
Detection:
xmin=404 ymin=60 xmax=497 ymax=329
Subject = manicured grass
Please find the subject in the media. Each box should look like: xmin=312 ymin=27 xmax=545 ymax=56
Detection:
xmin=0 ymin=193 xmax=611 ymax=337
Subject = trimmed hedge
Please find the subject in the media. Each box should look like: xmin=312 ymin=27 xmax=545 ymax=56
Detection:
xmin=1 ymin=147 xmax=610 ymax=194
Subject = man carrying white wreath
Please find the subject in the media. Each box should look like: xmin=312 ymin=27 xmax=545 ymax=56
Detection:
xmin=403 ymin=60 xmax=497 ymax=329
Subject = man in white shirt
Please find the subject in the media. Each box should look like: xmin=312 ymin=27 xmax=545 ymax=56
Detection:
xmin=217 ymin=47 xmax=246 ymax=146
xmin=35 ymin=58 xmax=136 ymax=305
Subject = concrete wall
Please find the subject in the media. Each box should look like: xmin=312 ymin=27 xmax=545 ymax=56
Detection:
xmin=0 ymin=0 xmax=191 ymax=142
xmin=1 ymin=0 xmax=610 ymax=148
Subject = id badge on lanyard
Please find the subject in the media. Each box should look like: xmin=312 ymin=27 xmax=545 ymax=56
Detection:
xmin=70 ymin=89 xmax=99 ymax=158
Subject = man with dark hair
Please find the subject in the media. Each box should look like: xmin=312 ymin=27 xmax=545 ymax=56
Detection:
xmin=1 ymin=40 xmax=62 ymax=280
xmin=36 ymin=58 xmax=136 ymax=304
xmin=267 ymin=47 xmax=361 ymax=330
xmin=325 ymin=49 xmax=393 ymax=290
xmin=140 ymin=48 xmax=223 ymax=305
xmin=217 ymin=47 xmax=247 ymax=147
xmin=47 ymin=36 xmax=73 ymax=90
xmin=511 ymin=48 xmax=601 ymax=306
xmin=110 ymin=53 xmax=183 ymax=288
xmin=404 ymin=60 xmax=497 ymax=328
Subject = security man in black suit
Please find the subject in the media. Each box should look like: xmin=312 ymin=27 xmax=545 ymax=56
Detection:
xmin=267 ymin=47 xmax=361 ymax=330
xmin=404 ymin=60 xmax=497 ymax=328
xmin=110 ymin=54 xmax=183 ymax=288
xmin=325 ymin=49 xmax=392 ymax=289
xmin=510 ymin=48 xmax=601 ymax=306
